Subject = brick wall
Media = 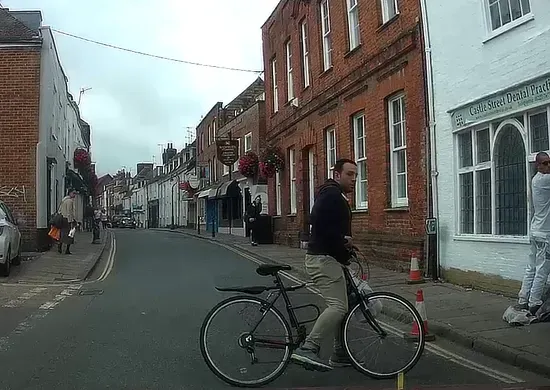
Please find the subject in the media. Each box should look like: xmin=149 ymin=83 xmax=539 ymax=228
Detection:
xmin=262 ymin=0 xmax=428 ymax=270
xmin=0 ymin=47 xmax=41 ymax=251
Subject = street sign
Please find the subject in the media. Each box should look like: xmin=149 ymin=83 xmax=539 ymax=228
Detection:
xmin=425 ymin=218 xmax=437 ymax=235
xmin=216 ymin=139 xmax=240 ymax=166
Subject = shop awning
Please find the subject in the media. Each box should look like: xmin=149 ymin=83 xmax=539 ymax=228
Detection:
xmin=65 ymin=169 xmax=87 ymax=194
xmin=216 ymin=180 xmax=240 ymax=198
xmin=198 ymin=187 xmax=218 ymax=199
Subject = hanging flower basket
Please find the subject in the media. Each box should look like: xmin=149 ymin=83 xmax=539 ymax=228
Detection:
xmin=259 ymin=145 xmax=285 ymax=178
xmin=238 ymin=151 xmax=259 ymax=178
xmin=74 ymin=148 xmax=91 ymax=169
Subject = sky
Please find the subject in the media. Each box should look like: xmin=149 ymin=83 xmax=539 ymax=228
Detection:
xmin=2 ymin=0 xmax=279 ymax=176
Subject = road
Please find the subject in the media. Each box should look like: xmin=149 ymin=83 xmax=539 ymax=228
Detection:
xmin=0 ymin=229 xmax=547 ymax=389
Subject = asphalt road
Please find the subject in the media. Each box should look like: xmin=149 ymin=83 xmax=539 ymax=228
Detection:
xmin=0 ymin=229 xmax=548 ymax=390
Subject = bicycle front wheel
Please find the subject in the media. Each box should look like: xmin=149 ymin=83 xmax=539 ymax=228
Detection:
xmin=200 ymin=296 xmax=293 ymax=388
xmin=343 ymin=291 xmax=425 ymax=379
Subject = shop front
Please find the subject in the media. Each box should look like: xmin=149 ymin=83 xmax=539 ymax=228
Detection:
xmin=439 ymin=72 xmax=550 ymax=291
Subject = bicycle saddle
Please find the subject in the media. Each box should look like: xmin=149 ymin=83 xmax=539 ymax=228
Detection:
xmin=256 ymin=264 xmax=291 ymax=276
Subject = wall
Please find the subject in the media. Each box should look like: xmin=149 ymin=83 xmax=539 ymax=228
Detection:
xmin=426 ymin=0 xmax=550 ymax=283
xmin=262 ymin=0 xmax=428 ymax=268
xmin=0 ymin=43 xmax=41 ymax=250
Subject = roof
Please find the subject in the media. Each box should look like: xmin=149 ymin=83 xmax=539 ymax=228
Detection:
xmin=0 ymin=8 xmax=41 ymax=43
xmin=224 ymin=77 xmax=265 ymax=113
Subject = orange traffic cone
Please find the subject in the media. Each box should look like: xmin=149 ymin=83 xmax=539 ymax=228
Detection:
xmin=405 ymin=289 xmax=435 ymax=342
xmin=406 ymin=252 xmax=424 ymax=284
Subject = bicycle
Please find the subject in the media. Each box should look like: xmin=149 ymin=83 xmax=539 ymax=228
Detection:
xmin=200 ymin=259 xmax=425 ymax=388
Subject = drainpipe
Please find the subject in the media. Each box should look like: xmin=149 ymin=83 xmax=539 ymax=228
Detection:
xmin=420 ymin=0 xmax=440 ymax=280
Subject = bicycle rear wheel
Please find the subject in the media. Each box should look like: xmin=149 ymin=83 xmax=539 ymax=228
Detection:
xmin=200 ymin=296 xmax=293 ymax=388
xmin=343 ymin=291 xmax=425 ymax=379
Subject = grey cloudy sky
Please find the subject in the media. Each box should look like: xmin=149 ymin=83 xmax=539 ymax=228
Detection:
xmin=3 ymin=0 xmax=279 ymax=176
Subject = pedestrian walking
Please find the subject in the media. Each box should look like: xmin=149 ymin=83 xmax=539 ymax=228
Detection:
xmin=291 ymin=158 xmax=357 ymax=371
xmin=101 ymin=209 xmax=108 ymax=229
xmin=517 ymin=151 xmax=550 ymax=315
xmin=246 ymin=198 xmax=261 ymax=246
xmin=57 ymin=189 xmax=77 ymax=255
xmin=92 ymin=207 xmax=101 ymax=244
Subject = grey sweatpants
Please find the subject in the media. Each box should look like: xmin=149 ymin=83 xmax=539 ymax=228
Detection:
xmin=302 ymin=254 xmax=348 ymax=354
xmin=518 ymin=234 xmax=550 ymax=308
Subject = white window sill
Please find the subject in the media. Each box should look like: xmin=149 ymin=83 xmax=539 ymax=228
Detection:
xmin=453 ymin=234 xmax=529 ymax=244
xmin=352 ymin=208 xmax=368 ymax=214
xmin=483 ymin=13 xmax=534 ymax=44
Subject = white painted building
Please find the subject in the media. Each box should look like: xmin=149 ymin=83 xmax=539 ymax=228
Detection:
xmin=36 ymin=26 xmax=90 ymax=233
xmin=425 ymin=0 xmax=550 ymax=285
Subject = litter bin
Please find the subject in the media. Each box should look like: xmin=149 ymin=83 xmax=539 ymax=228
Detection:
xmin=254 ymin=215 xmax=273 ymax=244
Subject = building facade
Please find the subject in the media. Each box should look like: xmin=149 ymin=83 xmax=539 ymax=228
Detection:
xmin=195 ymin=78 xmax=267 ymax=237
xmin=262 ymin=0 xmax=428 ymax=269
xmin=425 ymin=0 xmax=550 ymax=291
xmin=0 ymin=8 xmax=93 ymax=250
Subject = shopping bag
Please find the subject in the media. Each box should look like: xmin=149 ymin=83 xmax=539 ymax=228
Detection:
xmin=68 ymin=227 xmax=76 ymax=238
xmin=48 ymin=226 xmax=60 ymax=241
xmin=351 ymin=274 xmax=383 ymax=320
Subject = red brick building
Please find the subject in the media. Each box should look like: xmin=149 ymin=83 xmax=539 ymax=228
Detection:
xmin=195 ymin=78 xmax=267 ymax=236
xmin=262 ymin=0 xmax=428 ymax=270
xmin=0 ymin=9 xmax=42 ymax=250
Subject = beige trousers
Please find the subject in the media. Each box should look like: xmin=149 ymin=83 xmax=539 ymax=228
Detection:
xmin=302 ymin=254 xmax=348 ymax=354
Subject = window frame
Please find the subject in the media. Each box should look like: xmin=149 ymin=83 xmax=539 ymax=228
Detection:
xmin=454 ymin=106 xmax=550 ymax=239
xmin=271 ymin=58 xmax=279 ymax=113
xmin=353 ymin=113 xmax=368 ymax=209
xmin=347 ymin=0 xmax=360 ymax=50
xmin=286 ymin=40 xmax=294 ymax=102
xmin=289 ymin=148 xmax=297 ymax=214
xmin=326 ymin=127 xmax=336 ymax=179
xmin=320 ymin=0 xmax=332 ymax=71
xmin=388 ymin=94 xmax=408 ymax=207
xmin=244 ymin=132 xmax=252 ymax=152
xmin=483 ymin=0 xmax=533 ymax=37
xmin=275 ymin=171 xmax=282 ymax=216
xmin=300 ymin=20 xmax=310 ymax=88
xmin=381 ymin=0 xmax=399 ymax=24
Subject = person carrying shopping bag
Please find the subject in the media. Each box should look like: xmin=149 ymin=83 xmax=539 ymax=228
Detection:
xmin=57 ymin=189 xmax=77 ymax=255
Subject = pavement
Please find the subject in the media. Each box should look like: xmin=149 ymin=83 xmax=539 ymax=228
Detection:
xmin=0 ymin=228 xmax=547 ymax=389
xmin=162 ymin=228 xmax=550 ymax=380
xmin=5 ymin=230 xmax=109 ymax=284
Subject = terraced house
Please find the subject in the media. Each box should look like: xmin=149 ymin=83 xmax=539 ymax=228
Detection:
xmin=262 ymin=0 xmax=430 ymax=270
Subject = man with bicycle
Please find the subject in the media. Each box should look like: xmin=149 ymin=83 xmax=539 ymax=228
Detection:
xmin=291 ymin=158 xmax=357 ymax=371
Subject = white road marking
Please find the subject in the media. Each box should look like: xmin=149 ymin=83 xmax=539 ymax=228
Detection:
xmin=214 ymin=241 xmax=524 ymax=384
xmin=39 ymin=284 xmax=82 ymax=310
xmin=97 ymin=234 xmax=116 ymax=282
xmin=2 ymin=287 xmax=48 ymax=308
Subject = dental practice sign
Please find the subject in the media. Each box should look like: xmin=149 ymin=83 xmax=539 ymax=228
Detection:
xmin=450 ymin=73 xmax=550 ymax=130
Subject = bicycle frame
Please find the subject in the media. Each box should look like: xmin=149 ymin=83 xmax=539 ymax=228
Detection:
xmin=245 ymin=273 xmax=320 ymax=351
xmin=243 ymin=265 xmax=387 ymax=352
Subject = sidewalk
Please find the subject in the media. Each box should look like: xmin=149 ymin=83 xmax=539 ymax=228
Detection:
xmin=7 ymin=230 xmax=110 ymax=284
xmin=167 ymin=228 xmax=550 ymax=378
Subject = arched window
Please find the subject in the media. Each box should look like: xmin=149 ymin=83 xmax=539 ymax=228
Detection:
xmin=494 ymin=124 xmax=527 ymax=236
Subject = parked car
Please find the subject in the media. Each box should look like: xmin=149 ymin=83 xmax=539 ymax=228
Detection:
xmin=0 ymin=201 xmax=21 ymax=276
xmin=119 ymin=217 xmax=136 ymax=229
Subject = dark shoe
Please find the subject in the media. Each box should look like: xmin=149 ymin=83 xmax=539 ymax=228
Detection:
xmin=329 ymin=352 xmax=352 ymax=368
xmin=529 ymin=305 xmax=541 ymax=316
xmin=291 ymin=348 xmax=332 ymax=371
xmin=65 ymin=250 xmax=72 ymax=255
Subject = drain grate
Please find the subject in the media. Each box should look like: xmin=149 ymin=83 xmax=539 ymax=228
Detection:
xmin=78 ymin=289 xmax=104 ymax=296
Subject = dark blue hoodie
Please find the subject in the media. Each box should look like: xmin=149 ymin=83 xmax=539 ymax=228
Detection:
xmin=307 ymin=179 xmax=352 ymax=264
